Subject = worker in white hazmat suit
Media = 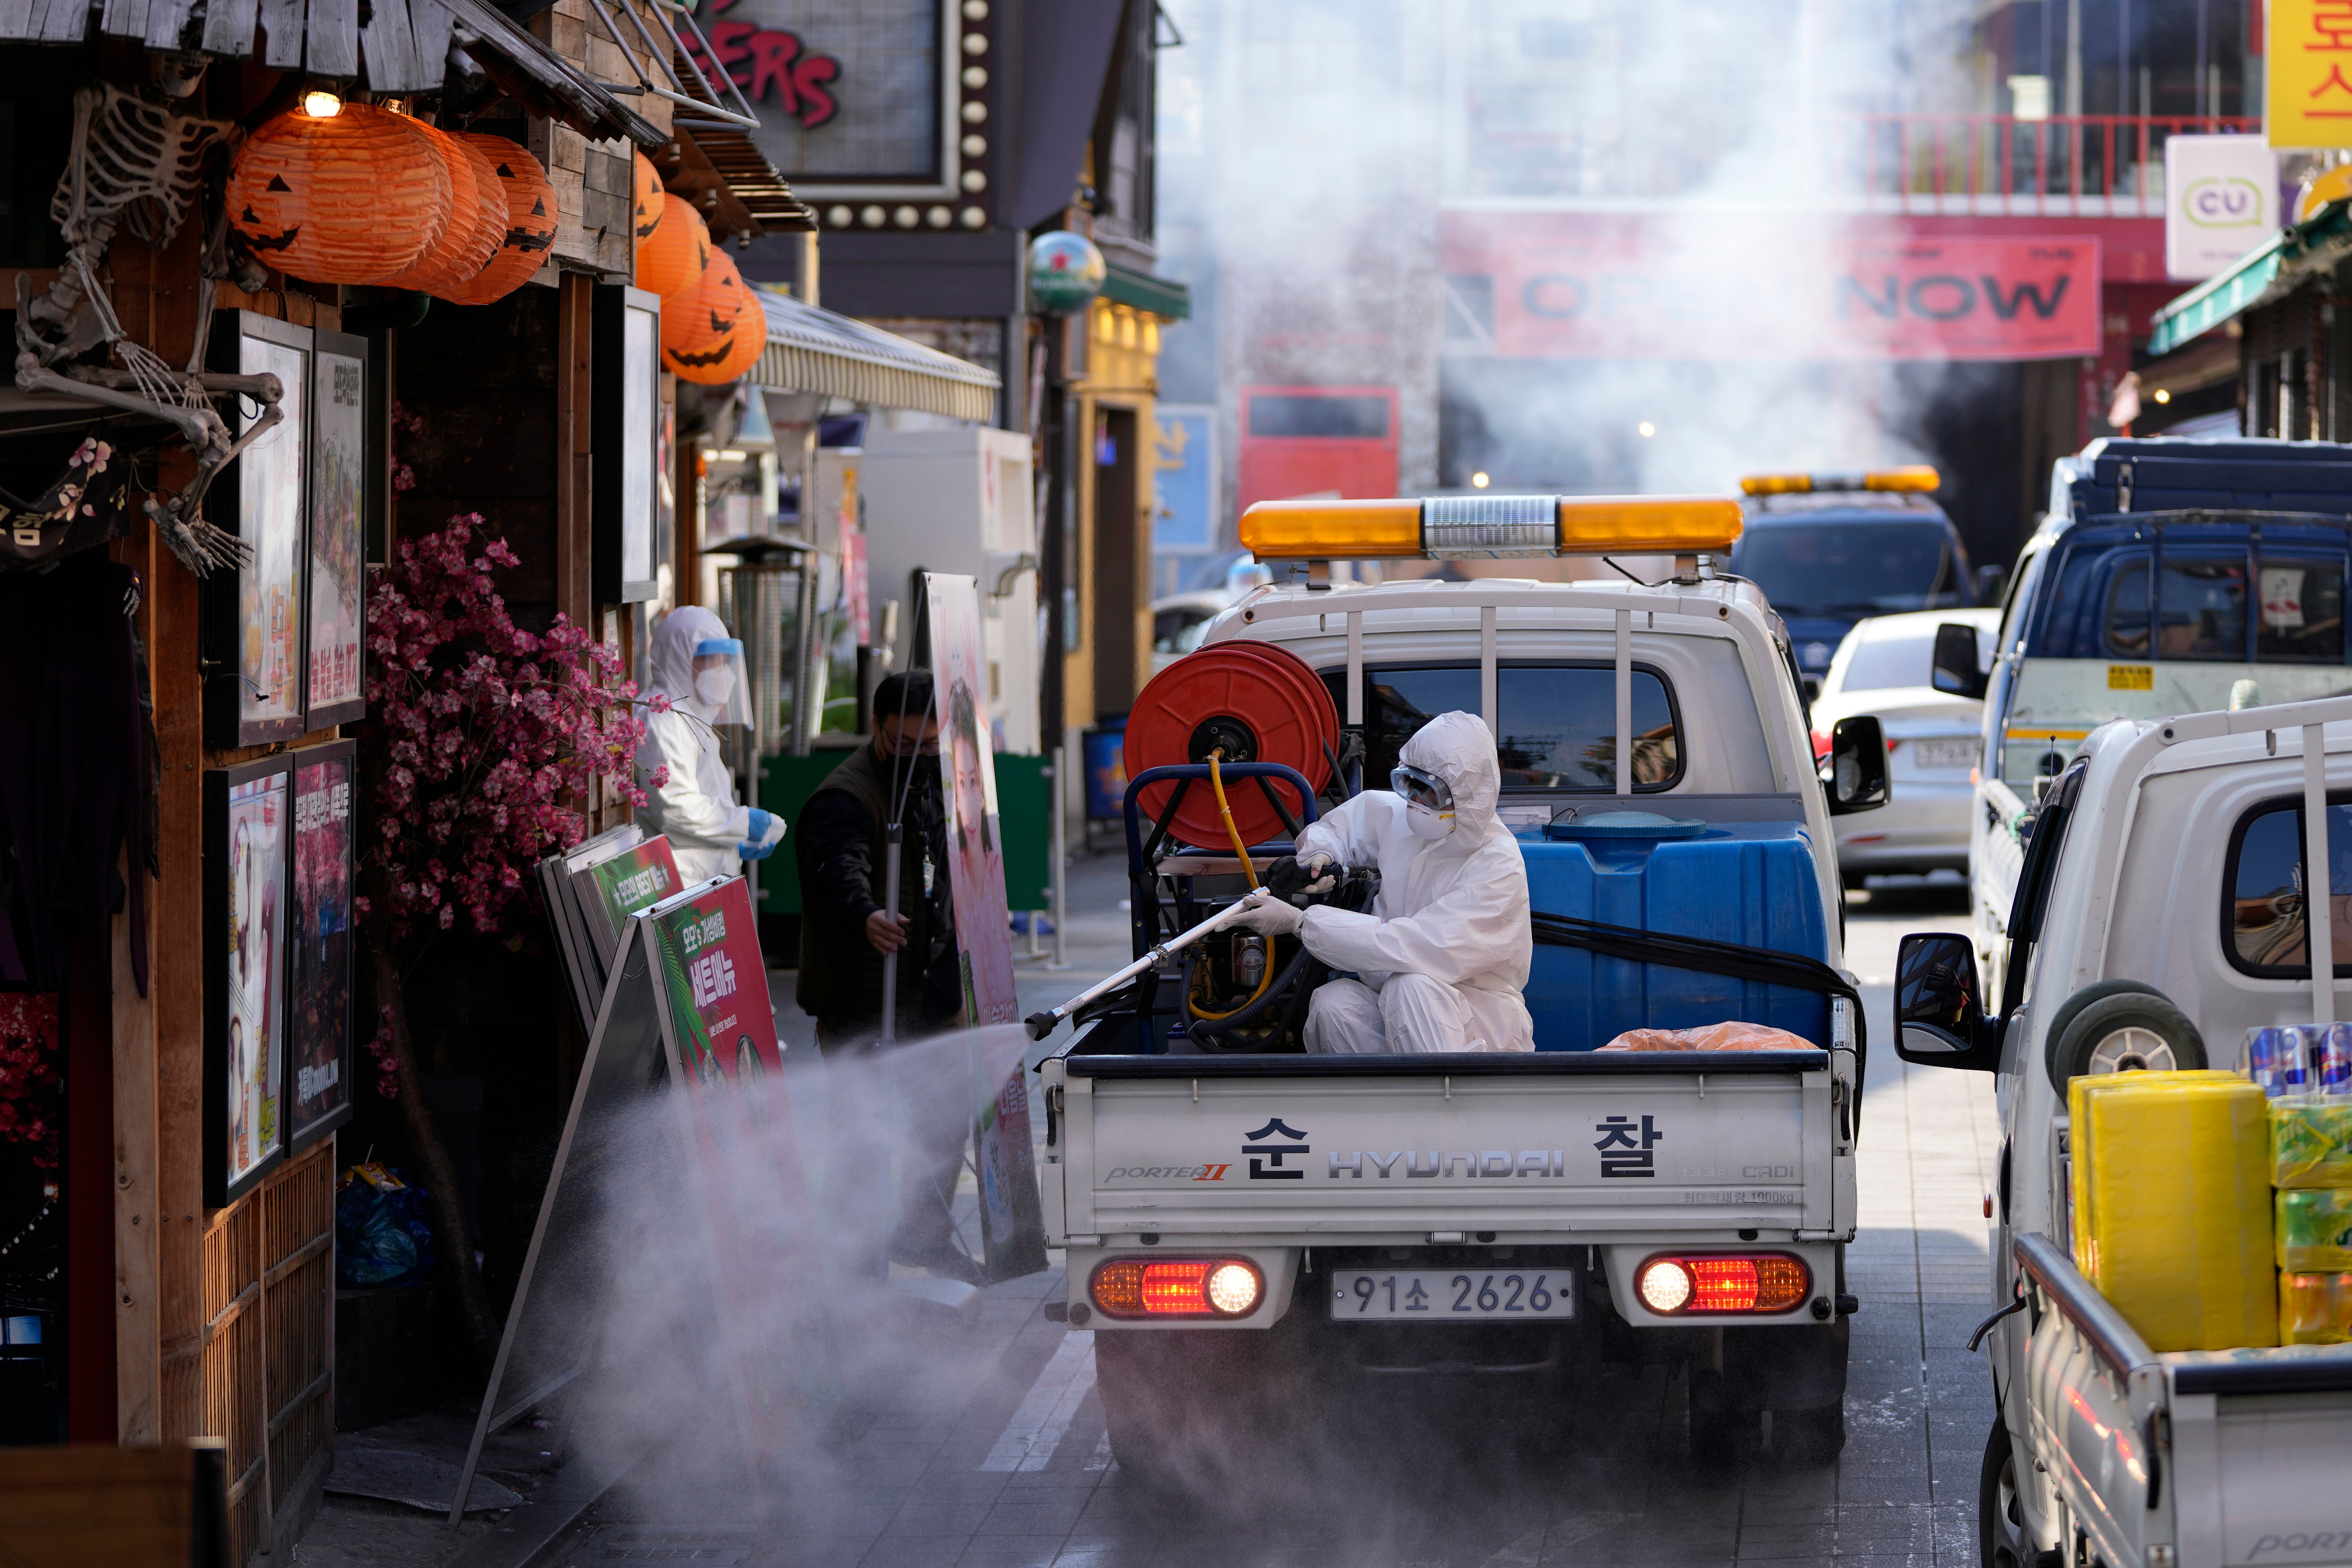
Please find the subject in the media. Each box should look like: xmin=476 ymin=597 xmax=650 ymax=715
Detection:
xmin=636 ymin=605 xmax=785 ymax=885
xmin=1234 ymin=710 xmax=1534 ymax=1054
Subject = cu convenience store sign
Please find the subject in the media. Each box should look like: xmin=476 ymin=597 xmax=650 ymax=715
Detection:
xmin=1446 ymin=214 xmax=2102 ymax=361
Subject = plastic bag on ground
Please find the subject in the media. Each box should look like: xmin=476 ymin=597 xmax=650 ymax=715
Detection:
xmin=1598 ymin=1022 xmax=1818 ymax=1053
xmin=336 ymin=1162 xmax=438 ymax=1290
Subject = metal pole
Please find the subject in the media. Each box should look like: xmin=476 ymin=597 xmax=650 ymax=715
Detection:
xmin=1047 ymin=744 xmax=1069 ymax=970
xmin=880 ymin=826 xmax=903 ymax=1042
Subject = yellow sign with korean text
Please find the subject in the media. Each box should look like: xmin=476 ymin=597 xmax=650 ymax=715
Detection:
xmin=2271 ymin=0 xmax=2352 ymax=148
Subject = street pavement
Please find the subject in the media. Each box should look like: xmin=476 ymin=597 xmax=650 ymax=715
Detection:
xmin=546 ymin=863 xmax=1998 ymax=1568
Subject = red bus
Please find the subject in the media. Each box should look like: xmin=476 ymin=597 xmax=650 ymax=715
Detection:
xmin=1236 ymin=385 xmax=1400 ymax=512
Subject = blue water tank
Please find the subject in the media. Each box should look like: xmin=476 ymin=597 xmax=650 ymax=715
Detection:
xmin=1517 ymin=821 xmax=1832 ymax=1052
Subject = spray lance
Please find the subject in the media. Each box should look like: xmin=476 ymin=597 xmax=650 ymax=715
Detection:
xmin=1023 ymin=890 xmax=1292 ymax=1042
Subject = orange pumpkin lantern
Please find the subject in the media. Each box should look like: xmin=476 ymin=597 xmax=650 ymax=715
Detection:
xmin=438 ymin=134 xmax=559 ymax=306
xmin=226 ymin=103 xmax=451 ymax=285
xmin=632 ymin=151 xmax=666 ymax=243
xmin=634 ymin=193 xmax=708 ymax=300
xmin=670 ymin=284 xmax=767 ymax=386
xmin=381 ymin=125 xmax=503 ymax=296
xmin=660 ymin=249 xmax=746 ymax=372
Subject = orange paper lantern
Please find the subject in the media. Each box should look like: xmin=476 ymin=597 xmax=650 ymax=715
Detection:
xmin=660 ymin=249 xmax=747 ymax=372
xmin=438 ymin=134 xmax=559 ymax=306
xmin=670 ymin=285 xmax=766 ymax=386
xmin=634 ymin=193 xmax=708 ymax=300
xmin=381 ymin=125 xmax=503 ymax=295
xmin=632 ymin=151 xmax=666 ymax=243
xmin=226 ymin=103 xmax=451 ymax=285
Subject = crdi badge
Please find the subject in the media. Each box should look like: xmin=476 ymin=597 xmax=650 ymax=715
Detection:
xmin=2165 ymin=134 xmax=2278 ymax=282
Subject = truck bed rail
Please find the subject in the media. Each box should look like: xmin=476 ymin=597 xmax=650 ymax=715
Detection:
xmin=1058 ymin=1047 xmax=1829 ymax=1078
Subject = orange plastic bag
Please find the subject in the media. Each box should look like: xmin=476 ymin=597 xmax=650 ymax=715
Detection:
xmin=1598 ymin=1022 xmax=1818 ymax=1052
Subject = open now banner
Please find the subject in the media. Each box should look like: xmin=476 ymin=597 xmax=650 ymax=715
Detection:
xmin=1450 ymin=214 xmax=2103 ymax=361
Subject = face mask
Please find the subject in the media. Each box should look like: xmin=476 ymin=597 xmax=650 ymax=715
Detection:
xmin=693 ymin=667 xmax=736 ymax=708
xmin=1406 ymin=801 xmax=1455 ymax=841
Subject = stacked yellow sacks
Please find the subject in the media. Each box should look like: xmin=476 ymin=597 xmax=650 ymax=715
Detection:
xmin=2071 ymin=1071 xmax=2279 ymax=1352
xmin=2272 ymin=1095 xmax=2352 ymax=1343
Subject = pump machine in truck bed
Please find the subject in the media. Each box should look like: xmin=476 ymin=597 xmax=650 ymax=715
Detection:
xmin=1027 ymin=492 xmax=1895 ymax=1489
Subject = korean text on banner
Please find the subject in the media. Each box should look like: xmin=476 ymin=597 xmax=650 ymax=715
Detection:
xmin=2271 ymin=0 xmax=2352 ymax=149
xmin=924 ymin=573 xmax=1048 ymax=1279
xmin=643 ymin=876 xmax=810 ymax=1459
xmin=2163 ymin=135 xmax=2279 ymax=280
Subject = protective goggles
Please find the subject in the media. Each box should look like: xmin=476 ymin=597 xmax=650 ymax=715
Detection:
xmin=1390 ymin=764 xmax=1455 ymax=817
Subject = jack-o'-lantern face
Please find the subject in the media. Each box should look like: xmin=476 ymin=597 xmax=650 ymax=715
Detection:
xmin=466 ymin=135 xmax=558 ymax=256
xmin=632 ymin=151 xmax=665 ymax=241
xmin=236 ymin=174 xmax=301 ymax=253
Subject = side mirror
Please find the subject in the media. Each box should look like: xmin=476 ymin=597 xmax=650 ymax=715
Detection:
xmin=1822 ymin=714 xmax=1889 ymax=815
xmin=1931 ymin=621 xmax=1989 ymax=700
xmin=1894 ymin=933 xmax=2005 ymax=1071
xmin=1975 ymin=563 xmax=2007 ymax=607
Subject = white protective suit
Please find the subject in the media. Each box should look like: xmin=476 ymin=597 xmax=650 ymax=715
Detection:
xmin=636 ymin=606 xmax=753 ymax=886
xmin=1292 ymin=711 xmax=1535 ymax=1054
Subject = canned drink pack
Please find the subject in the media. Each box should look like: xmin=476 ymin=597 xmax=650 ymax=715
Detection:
xmin=2279 ymin=1271 xmax=2352 ymax=1345
xmin=2245 ymin=1025 xmax=2315 ymax=1098
xmin=2318 ymin=1024 xmax=2352 ymax=1096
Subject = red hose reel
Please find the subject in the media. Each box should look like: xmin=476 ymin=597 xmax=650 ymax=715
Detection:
xmin=1123 ymin=639 xmax=1338 ymax=847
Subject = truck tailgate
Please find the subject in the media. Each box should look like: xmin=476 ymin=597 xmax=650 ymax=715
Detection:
xmin=1044 ymin=1049 xmax=1845 ymax=1240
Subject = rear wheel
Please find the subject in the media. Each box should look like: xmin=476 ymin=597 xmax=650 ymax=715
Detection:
xmin=1094 ymin=1313 xmax=1319 ymax=1505
xmin=1979 ymin=1418 xmax=2029 ymax=1568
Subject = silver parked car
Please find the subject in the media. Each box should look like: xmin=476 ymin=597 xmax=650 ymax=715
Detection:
xmin=1811 ymin=606 xmax=2000 ymax=884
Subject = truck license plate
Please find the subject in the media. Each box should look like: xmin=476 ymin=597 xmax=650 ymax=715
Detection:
xmin=1911 ymin=737 xmax=1975 ymax=770
xmin=1330 ymin=1269 xmax=1575 ymax=1321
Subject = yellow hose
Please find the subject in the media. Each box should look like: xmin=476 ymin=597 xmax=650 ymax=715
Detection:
xmin=1190 ymin=751 xmax=1275 ymax=1021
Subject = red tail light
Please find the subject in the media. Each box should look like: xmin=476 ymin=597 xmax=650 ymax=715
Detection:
xmin=1635 ymin=1253 xmax=1810 ymax=1314
xmin=1091 ymin=1258 xmax=1264 ymax=1318
xmin=1810 ymin=729 xmax=1831 ymax=761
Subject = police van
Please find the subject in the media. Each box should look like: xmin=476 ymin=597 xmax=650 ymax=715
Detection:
xmin=1956 ymin=438 xmax=2352 ymax=997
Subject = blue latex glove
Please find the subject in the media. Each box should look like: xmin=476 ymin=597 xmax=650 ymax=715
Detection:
xmin=737 ymin=808 xmax=785 ymax=863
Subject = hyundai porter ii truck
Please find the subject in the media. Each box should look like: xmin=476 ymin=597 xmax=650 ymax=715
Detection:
xmin=1030 ymin=492 xmax=1892 ymax=1491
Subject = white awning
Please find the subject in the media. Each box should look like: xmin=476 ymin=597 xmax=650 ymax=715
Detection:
xmin=751 ymin=289 xmax=1000 ymax=423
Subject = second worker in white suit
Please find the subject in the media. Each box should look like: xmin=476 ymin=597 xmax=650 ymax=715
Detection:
xmin=1234 ymin=709 xmax=1534 ymax=1054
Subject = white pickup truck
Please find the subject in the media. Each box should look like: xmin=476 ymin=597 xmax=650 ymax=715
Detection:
xmin=1896 ymin=690 xmax=2352 ymax=1568
xmin=1033 ymin=493 xmax=1891 ymax=1488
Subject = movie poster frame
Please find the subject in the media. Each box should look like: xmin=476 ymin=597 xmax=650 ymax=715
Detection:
xmin=205 ymin=752 xmax=295 ymax=1206
xmin=204 ymin=310 xmax=313 ymax=749
xmin=285 ymin=738 xmax=358 ymax=1151
xmin=592 ymin=285 xmax=662 ymax=604
xmin=305 ymin=330 xmax=370 ymax=730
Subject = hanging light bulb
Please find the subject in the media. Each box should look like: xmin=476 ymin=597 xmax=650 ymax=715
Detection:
xmin=302 ymin=89 xmax=343 ymax=118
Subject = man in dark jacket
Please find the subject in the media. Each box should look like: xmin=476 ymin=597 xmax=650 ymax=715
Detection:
xmin=793 ymin=670 xmax=973 ymax=1278
xmin=795 ymin=670 xmax=961 ymax=1042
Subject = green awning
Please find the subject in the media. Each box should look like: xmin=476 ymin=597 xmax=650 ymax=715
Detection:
xmin=1101 ymin=263 xmax=1192 ymax=321
xmin=2149 ymin=202 xmax=2352 ymax=356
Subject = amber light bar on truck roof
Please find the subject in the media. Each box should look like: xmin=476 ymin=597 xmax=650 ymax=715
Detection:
xmin=1236 ymin=493 xmax=1744 ymax=562
xmin=1739 ymin=465 xmax=1941 ymax=497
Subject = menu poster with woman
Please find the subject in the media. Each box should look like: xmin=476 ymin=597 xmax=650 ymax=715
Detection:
xmin=206 ymin=758 xmax=292 ymax=1204
xmin=222 ymin=313 xmax=310 ymax=746
xmin=287 ymin=742 xmax=355 ymax=1149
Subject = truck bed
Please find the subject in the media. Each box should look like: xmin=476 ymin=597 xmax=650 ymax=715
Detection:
xmin=1040 ymin=1036 xmax=1853 ymax=1244
xmin=2013 ymin=1232 xmax=2352 ymax=1568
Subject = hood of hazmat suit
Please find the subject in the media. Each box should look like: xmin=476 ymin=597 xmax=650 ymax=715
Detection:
xmin=636 ymin=604 xmax=754 ymax=886
xmin=1289 ymin=710 xmax=1534 ymax=1052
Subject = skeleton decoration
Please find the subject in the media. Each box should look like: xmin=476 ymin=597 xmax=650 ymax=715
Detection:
xmin=13 ymin=84 xmax=285 ymax=577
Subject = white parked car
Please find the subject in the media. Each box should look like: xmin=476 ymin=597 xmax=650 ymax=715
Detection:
xmin=1811 ymin=608 xmax=1999 ymax=884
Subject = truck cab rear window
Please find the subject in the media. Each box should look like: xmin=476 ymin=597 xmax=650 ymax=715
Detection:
xmin=1324 ymin=663 xmax=1682 ymax=792
xmin=2038 ymin=535 xmax=2348 ymax=662
xmin=2225 ymin=795 xmax=2352 ymax=975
